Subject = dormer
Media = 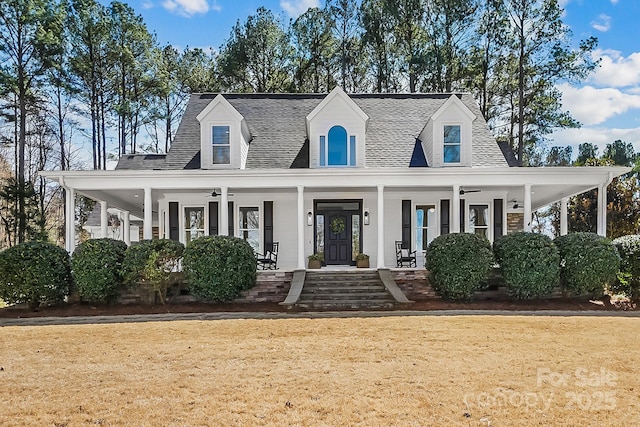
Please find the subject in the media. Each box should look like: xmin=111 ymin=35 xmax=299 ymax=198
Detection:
xmin=306 ymin=87 xmax=369 ymax=168
xmin=196 ymin=95 xmax=251 ymax=169
xmin=419 ymin=95 xmax=476 ymax=168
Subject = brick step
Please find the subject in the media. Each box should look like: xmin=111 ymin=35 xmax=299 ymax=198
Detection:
xmin=303 ymin=279 xmax=384 ymax=287
xmin=299 ymin=292 xmax=392 ymax=301
xmin=303 ymin=285 xmax=387 ymax=292
xmin=296 ymin=301 xmax=395 ymax=310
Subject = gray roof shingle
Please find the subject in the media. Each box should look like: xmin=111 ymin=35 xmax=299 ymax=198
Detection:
xmin=121 ymin=92 xmax=510 ymax=170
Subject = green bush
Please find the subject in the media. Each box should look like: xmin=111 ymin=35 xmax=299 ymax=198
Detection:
xmin=71 ymin=238 xmax=128 ymax=302
xmin=183 ymin=235 xmax=256 ymax=302
xmin=611 ymin=235 xmax=640 ymax=301
xmin=121 ymin=239 xmax=185 ymax=285
xmin=425 ymin=233 xmax=493 ymax=302
xmin=121 ymin=239 xmax=185 ymax=304
xmin=494 ymin=232 xmax=560 ymax=299
xmin=554 ymin=233 xmax=620 ymax=297
xmin=0 ymin=241 xmax=72 ymax=308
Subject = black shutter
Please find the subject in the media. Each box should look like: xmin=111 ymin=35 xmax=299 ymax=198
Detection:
xmin=402 ymin=200 xmax=411 ymax=249
xmin=264 ymin=201 xmax=273 ymax=251
xmin=460 ymin=199 xmax=466 ymax=233
xmin=440 ymin=200 xmax=450 ymax=235
xmin=228 ymin=201 xmax=234 ymax=236
xmin=494 ymin=199 xmax=504 ymax=239
xmin=208 ymin=202 xmax=219 ymax=236
xmin=168 ymin=202 xmax=179 ymax=241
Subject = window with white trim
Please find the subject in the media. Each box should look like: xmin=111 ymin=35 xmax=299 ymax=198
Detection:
xmin=320 ymin=125 xmax=356 ymax=167
xmin=212 ymin=125 xmax=230 ymax=164
xmin=185 ymin=207 xmax=205 ymax=243
xmin=468 ymin=204 xmax=489 ymax=238
xmin=415 ymin=205 xmax=437 ymax=251
xmin=443 ymin=125 xmax=461 ymax=164
xmin=238 ymin=206 xmax=260 ymax=252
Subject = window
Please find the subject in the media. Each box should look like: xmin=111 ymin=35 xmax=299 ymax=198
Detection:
xmin=468 ymin=204 xmax=489 ymax=238
xmin=415 ymin=205 xmax=437 ymax=251
xmin=185 ymin=207 xmax=204 ymax=243
xmin=212 ymin=125 xmax=230 ymax=164
xmin=443 ymin=125 xmax=461 ymax=164
xmin=239 ymin=207 xmax=260 ymax=252
xmin=320 ymin=125 xmax=355 ymax=166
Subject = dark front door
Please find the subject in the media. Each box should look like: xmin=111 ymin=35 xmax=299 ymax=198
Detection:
xmin=325 ymin=212 xmax=351 ymax=265
xmin=314 ymin=200 xmax=362 ymax=266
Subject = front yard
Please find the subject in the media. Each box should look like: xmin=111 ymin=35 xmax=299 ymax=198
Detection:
xmin=1 ymin=315 xmax=638 ymax=425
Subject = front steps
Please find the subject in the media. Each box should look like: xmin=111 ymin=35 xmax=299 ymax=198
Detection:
xmin=295 ymin=269 xmax=396 ymax=310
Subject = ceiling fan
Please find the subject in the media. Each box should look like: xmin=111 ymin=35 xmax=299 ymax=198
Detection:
xmin=210 ymin=189 xmax=234 ymax=197
xmin=459 ymin=187 xmax=481 ymax=195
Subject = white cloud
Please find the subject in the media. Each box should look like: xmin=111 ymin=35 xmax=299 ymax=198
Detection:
xmin=591 ymin=13 xmax=611 ymax=32
xmin=611 ymin=0 xmax=619 ymax=4
xmin=552 ymin=126 xmax=640 ymax=156
xmin=280 ymin=0 xmax=318 ymax=17
xmin=589 ymin=49 xmax=640 ymax=88
xmin=142 ymin=0 xmax=154 ymax=9
xmin=558 ymin=83 xmax=640 ymax=126
xmin=162 ymin=0 xmax=209 ymax=16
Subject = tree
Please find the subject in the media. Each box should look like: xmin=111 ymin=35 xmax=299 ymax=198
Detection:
xmin=217 ymin=7 xmax=293 ymax=92
xmin=499 ymin=0 xmax=598 ymax=165
xmin=0 ymin=0 xmax=65 ymax=243
xmin=360 ymin=0 xmax=399 ymax=92
xmin=291 ymin=8 xmax=336 ymax=93
xmin=327 ymin=0 xmax=364 ymax=92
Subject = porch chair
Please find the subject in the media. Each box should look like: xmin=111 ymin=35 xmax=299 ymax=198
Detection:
xmin=395 ymin=241 xmax=417 ymax=268
xmin=256 ymin=242 xmax=279 ymax=270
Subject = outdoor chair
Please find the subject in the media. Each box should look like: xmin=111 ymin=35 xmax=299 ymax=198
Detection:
xmin=256 ymin=242 xmax=279 ymax=270
xmin=395 ymin=241 xmax=417 ymax=268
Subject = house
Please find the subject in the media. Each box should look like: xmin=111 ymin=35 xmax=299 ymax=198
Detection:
xmin=42 ymin=87 xmax=629 ymax=270
xmin=82 ymin=206 xmax=140 ymax=243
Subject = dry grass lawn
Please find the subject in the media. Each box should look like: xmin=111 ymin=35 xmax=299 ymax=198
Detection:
xmin=1 ymin=315 xmax=638 ymax=426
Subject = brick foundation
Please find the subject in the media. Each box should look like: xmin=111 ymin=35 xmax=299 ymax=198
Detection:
xmin=234 ymin=271 xmax=293 ymax=303
xmin=390 ymin=269 xmax=438 ymax=300
xmin=507 ymin=213 xmax=524 ymax=233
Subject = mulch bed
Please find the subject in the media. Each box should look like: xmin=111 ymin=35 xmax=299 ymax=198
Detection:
xmin=0 ymin=296 xmax=636 ymax=319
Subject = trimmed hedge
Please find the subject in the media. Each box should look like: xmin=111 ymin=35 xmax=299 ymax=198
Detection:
xmin=121 ymin=239 xmax=185 ymax=286
xmin=611 ymin=235 xmax=640 ymax=301
xmin=0 ymin=242 xmax=72 ymax=308
xmin=182 ymin=235 xmax=256 ymax=302
xmin=494 ymin=232 xmax=560 ymax=299
xmin=555 ymin=232 xmax=620 ymax=297
xmin=72 ymin=238 xmax=128 ymax=302
xmin=425 ymin=233 xmax=493 ymax=302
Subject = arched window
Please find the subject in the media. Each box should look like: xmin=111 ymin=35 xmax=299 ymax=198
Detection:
xmin=320 ymin=125 xmax=355 ymax=167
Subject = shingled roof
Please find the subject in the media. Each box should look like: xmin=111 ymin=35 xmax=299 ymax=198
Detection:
xmin=120 ymin=92 xmax=510 ymax=170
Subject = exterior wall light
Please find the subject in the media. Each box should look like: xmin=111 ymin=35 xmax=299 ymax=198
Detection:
xmin=363 ymin=209 xmax=370 ymax=225
xmin=307 ymin=211 xmax=313 ymax=226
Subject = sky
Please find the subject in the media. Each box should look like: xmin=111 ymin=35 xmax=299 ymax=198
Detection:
xmin=113 ymin=0 xmax=640 ymax=158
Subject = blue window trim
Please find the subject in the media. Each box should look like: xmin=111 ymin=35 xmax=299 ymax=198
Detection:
xmin=320 ymin=136 xmax=326 ymax=166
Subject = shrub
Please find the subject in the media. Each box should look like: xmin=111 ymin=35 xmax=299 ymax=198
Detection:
xmin=425 ymin=233 xmax=493 ymax=302
xmin=182 ymin=235 xmax=256 ymax=302
xmin=554 ymin=233 xmax=620 ymax=297
xmin=121 ymin=239 xmax=185 ymax=304
xmin=494 ymin=232 xmax=559 ymax=299
xmin=71 ymin=238 xmax=128 ymax=302
xmin=121 ymin=239 xmax=185 ymax=285
xmin=611 ymin=235 xmax=640 ymax=301
xmin=0 ymin=241 xmax=72 ymax=308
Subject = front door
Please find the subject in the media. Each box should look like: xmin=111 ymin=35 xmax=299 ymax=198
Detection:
xmin=325 ymin=212 xmax=351 ymax=264
xmin=314 ymin=200 xmax=362 ymax=266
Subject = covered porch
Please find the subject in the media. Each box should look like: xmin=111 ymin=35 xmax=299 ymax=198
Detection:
xmin=42 ymin=166 xmax=629 ymax=270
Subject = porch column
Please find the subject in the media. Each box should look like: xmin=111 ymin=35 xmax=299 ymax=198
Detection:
xmin=597 ymin=184 xmax=607 ymax=236
xmin=297 ymin=186 xmax=305 ymax=269
xmin=65 ymin=186 xmax=76 ymax=253
xmin=123 ymin=211 xmax=131 ymax=245
xmin=376 ymin=185 xmax=385 ymax=268
xmin=523 ymin=184 xmax=532 ymax=232
xmin=143 ymin=187 xmax=153 ymax=239
xmin=452 ymin=184 xmax=460 ymax=233
xmin=100 ymin=201 xmax=108 ymax=238
xmin=220 ymin=187 xmax=229 ymax=236
xmin=560 ymin=197 xmax=568 ymax=236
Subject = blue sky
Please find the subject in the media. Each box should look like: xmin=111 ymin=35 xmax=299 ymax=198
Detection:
xmin=119 ymin=0 xmax=640 ymax=157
